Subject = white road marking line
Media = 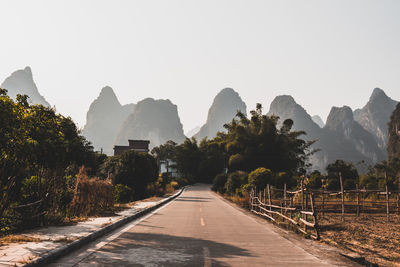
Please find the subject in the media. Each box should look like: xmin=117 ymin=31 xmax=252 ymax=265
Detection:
xmin=203 ymin=246 xmax=211 ymax=267
xmin=200 ymin=217 xmax=205 ymax=226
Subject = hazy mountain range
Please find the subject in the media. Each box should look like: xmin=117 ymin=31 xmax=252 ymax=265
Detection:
xmin=2 ymin=66 xmax=398 ymax=172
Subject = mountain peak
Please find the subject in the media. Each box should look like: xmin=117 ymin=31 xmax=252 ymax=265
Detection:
xmin=271 ymin=95 xmax=296 ymax=106
xmin=99 ymin=86 xmax=118 ymax=100
xmin=195 ymin=88 xmax=246 ymax=139
xmin=370 ymin=87 xmax=388 ymax=101
xmin=116 ymin=97 xmax=186 ymax=149
xmin=312 ymin=115 xmax=325 ymax=128
xmin=1 ymin=67 xmax=49 ymax=106
xmin=354 ymin=88 xmax=398 ymax=151
xmin=23 ymin=66 xmax=32 ymax=76
xmin=326 ymin=106 xmax=354 ymax=129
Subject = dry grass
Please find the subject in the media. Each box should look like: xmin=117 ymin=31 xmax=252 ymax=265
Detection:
xmin=0 ymin=234 xmax=80 ymax=247
xmin=70 ymin=167 xmax=114 ymax=217
xmin=17 ymin=255 xmax=35 ymax=264
xmin=224 ymin=194 xmax=249 ymax=209
xmin=0 ymin=235 xmax=42 ymax=246
xmin=319 ymin=214 xmax=400 ymax=267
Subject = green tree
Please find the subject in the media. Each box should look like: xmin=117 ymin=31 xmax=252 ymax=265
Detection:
xmin=219 ymin=104 xmax=314 ymax=175
xmin=326 ymin=160 xmax=358 ymax=190
xmin=225 ymin=171 xmax=248 ymax=195
xmin=101 ymin=151 xmax=157 ymax=199
xmin=248 ymin=168 xmax=273 ymax=189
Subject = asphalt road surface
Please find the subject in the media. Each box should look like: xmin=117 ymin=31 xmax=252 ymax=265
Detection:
xmin=49 ymin=184 xmax=358 ymax=267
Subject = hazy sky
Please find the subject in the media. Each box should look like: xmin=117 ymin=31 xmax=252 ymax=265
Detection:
xmin=1 ymin=0 xmax=399 ymax=133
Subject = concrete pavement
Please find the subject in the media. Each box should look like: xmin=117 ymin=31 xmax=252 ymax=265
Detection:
xmin=49 ymin=184 xmax=358 ymax=266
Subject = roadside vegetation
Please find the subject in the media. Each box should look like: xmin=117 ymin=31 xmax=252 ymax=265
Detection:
xmin=0 ymin=89 xmax=179 ymax=236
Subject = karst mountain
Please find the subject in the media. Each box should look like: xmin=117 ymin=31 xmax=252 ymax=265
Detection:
xmin=1 ymin=66 xmax=50 ymax=106
xmin=115 ymin=98 xmax=186 ymax=149
xmin=82 ymin=86 xmax=135 ymax=155
xmin=354 ymin=88 xmax=398 ymax=153
xmin=194 ymin=88 xmax=247 ymax=140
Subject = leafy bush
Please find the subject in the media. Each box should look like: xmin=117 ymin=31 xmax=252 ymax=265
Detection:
xmin=307 ymin=171 xmax=323 ymax=189
xmin=114 ymin=184 xmax=134 ymax=203
xmin=101 ymin=151 xmax=158 ymax=199
xmin=165 ymin=181 xmax=179 ymax=194
xmin=212 ymin=173 xmax=228 ymax=193
xmin=248 ymin=168 xmax=272 ymax=190
xmin=225 ymin=171 xmax=248 ymax=195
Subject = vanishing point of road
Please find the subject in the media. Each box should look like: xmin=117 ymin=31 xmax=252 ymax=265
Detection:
xmin=50 ymin=184 xmax=358 ymax=266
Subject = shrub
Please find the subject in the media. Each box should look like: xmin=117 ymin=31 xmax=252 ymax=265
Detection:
xmin=225 ymin=171 xmax=248 ymax=195
xmin=248 ymin=168 xmax=273 ymax=190
xmin=70 ymin=168 xmax=114 ymax=216
xmin=114 ymin=184 xmax=134 ymax=203
xmin=306 ymin=171 xmax=323 ymax=189
xmin=165 ymin=181 xmax=179 ymax=194
xmin=212 ymin=173 xmax=228 ymax=193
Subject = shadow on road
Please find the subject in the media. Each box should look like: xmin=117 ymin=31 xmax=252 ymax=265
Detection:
xmin=78 ymin=232 xmax=254 ymax=266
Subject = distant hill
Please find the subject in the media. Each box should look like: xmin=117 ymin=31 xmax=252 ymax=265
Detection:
xmin=354 ymin=88 xmax=398 ymax=153
xmin=82 ymin=86 xmax=135 ymax=155
xmin=1 ymin=66 xmax=50 ymax=106
xmin=194 ymin=88 xmax=246 ymax=140
xmin=388 ymin=103 xmax=400 ymax=160
xmin=325 ymin=106 xmax=385 ymax=163
xmin=267 ymin=95 xmax=373 ymax=171
xmin=312 ymin=115 xmax=324 ymax=128
xmin=115 ymin=98 xmax=186 ymax=149
xmin=186 ymin=126 xmax=200 ymax=138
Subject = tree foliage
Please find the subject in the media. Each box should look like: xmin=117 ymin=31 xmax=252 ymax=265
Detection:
xmin=101 ymin=150 xmax=158 ymax=199
xmin=0 ymin=89 xmax=96 ymax=223
xmin=218 ymin=104 xmax=314 ymax=174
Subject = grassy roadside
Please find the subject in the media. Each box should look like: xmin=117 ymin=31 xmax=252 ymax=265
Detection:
xmin=220 ymin=192 xmax=400 ymax=267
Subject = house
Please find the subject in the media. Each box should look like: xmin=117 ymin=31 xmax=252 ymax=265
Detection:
xmin=113 ymin=140 xmax=150 ymax=156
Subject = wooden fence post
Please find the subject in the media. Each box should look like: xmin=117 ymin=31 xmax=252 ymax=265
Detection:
xmin=321 ymin=191 xmax=324 ymax=218
xmin=250 ymin=189 xmax=253 ymax=211
xmin=284 ymin=184 xmax=287 ymax=216
xmin=301 ymin=178 xmax=304 ymax=210
xmin=267 ymin=184 xmax=272 ymax=211
xmin=263 ymin=188 xmax=266 ymax=206
xmin=310 ymin=192 xmax=320 ymax=240
xmin=339 ymin=172 xmax=345 ymax=222
xmin=356 ymin=184 xmax=360 ymax=217
xmin=385 ymin=171 xmax=390 ymax=222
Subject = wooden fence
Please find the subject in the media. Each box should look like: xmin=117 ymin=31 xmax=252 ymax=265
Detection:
xmin=249 ymin=185 xmax=320 ymax=240
xmin=250 ymin=177 xmax=400 ymax=239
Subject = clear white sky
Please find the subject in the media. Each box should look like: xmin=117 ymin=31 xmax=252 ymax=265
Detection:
xmin=1 ymin=0 xmax=399 ymax=133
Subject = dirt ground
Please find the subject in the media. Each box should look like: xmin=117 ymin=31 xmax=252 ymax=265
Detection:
xmin=318 ymin=214 xmax=400 ymax=267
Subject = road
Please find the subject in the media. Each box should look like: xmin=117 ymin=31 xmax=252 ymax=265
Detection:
xmin=50 ymin=184 xmax=357 ymax=266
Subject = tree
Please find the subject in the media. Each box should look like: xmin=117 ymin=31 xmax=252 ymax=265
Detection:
xmin=173 ymin=138 xmax=203 ymax=181
xmin=197 ymin=139 xmax=225 ymax=183
xmin=248 ymin=168 xmax=273 ymax=189
xmin=0 ymin=88 xmax=96 ymax=222
xmin=326 ymin=160 xmax=358 ymax=190
xmin=151 ymin=140 xmax=177 ymax=175
xmin=218 ymin=104 xmax=314 ymax=175
xmin=101 ymin=151 xmax=157 ymax=199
